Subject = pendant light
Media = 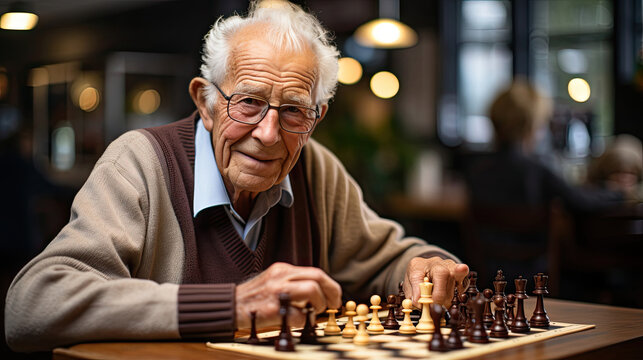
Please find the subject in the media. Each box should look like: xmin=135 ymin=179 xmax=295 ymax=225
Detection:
xmin=354 ymin=0 xmax=417 ymax=49
xmin=1 ymin=1 xmax=39 ymax=30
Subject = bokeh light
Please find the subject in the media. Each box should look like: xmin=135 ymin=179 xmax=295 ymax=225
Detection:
xmin=370 ymin=71 xmax=400 ymax=99
xmin=78 ymin=87 xmax=100 ymax=112
xmin=568 ymin=78 xmax=590 ymax=103
xmin=337 ymin=57 xmax=363 ymax=85
xmin=134 ymin=89 xmax=161 ymax=114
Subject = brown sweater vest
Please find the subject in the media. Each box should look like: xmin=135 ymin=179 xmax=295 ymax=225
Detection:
xmin=142 ymin=112 xmax=320 ymax=339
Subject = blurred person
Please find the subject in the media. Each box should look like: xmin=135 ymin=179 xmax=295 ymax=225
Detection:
xmin=5 ymin=0 xmax=469 ymax=353
xmin=587 ymin=134 xmax=642 ymax=201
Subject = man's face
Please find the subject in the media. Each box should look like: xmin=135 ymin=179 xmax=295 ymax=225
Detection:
xmin=205 ymin=26 xmax=321 ymax=197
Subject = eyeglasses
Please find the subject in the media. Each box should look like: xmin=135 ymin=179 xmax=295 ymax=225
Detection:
xmin=213 ymin=83 xmax=320 ymax=134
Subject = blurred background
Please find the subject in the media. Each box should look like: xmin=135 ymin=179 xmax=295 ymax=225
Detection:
xmin=0 ymin=0 xmax=642 ymax=356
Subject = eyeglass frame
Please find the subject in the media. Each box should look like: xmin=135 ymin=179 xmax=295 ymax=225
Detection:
xmin=212 ymin=83 xmax=320 ymax=134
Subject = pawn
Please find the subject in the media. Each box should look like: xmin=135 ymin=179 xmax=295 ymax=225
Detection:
xmin=342 ymin=301 xmax=358 ymax=338
xmin=300 ymin=302 xmax=318 ymax=344
xmin=448 ymin=288 xmax=459 ymax=325
xmin=506 ymin=293 xmax=515 ymax=328
xmin=324 ymin=308 xmax=341 ymax=335
xmin=468 ymin=294 xmax=489 ymax=344
xmin=446 ymin=306 xmax=463 ymax=350
xmin=457 ymin=292 xmax=469 ymax=331
xmin=398 ymin=298 xmax=416 ymax=334
xmin=489 ymin=296 xmax=509 ymax=338
xmin=428 ymin=304 xmax=449 ymax=352
xmin=482 ymin=289 xmax=494 ymax=329
xmin=383 ymin=294 xmax=400 ymax=330
xmin=353 ymin=304 xmax=370 ymax=345
xmin=367 ymin=295 xmax=384 ymax=333
xmin=275 ymin=293 xmax=295 ymax=352
xmin=247 ymin=311 xmax=261 ymax=345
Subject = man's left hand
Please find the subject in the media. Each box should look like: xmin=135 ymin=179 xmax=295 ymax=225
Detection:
xmin=404 ymin=257 xmax=469 ymax=308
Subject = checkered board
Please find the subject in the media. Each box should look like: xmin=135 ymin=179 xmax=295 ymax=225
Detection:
xmin=206 ymin=314 xmax=595 ymax=360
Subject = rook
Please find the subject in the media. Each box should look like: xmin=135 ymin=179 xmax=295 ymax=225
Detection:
xmin=511 ymin=276 xmax=530 ymax=333
xmin=530 ymin=273 xmax=550 ymax=328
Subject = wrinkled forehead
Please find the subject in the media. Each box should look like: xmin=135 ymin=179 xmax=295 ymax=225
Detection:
xmin=225 ymin=22 xmax=318 ymax=90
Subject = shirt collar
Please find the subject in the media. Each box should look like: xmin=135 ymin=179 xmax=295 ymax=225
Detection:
xmin=193 ymin=118 xmax=293 ymax=217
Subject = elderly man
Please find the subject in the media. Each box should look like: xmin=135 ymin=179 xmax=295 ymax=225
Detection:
xmin=5 ymin=0 xmax=468 ymax=352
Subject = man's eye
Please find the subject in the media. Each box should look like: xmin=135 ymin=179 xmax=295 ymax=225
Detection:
xmin=285 ymin=106 xmax=301 ymax=113
xmin=241 ymin=97 xmax=257 ymax=105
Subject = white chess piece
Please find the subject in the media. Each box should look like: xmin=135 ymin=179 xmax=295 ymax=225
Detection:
xmin=324 ymin=308 xmax=341 ymax=335
xmin=367 ymin=295 xmax=384 ymax=333
xmin=416 ymin=276 xmax=435 ymax=333
xmin=353 ymin=304 xmax=370 ymax=345
xmin=398 ymin=299 xmax=416 ymax=334
xmin=342 ymin=301 xmax=357 ymax=338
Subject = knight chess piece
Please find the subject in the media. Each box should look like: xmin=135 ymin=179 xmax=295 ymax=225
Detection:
xmin=274 ymin=293 xmax=295 ymax=352
xmin=529 ymin=273 xmax=551 ymax=328
xmin=384 ymin=294 xmax=400 ymax=330
xmin=511 ymin=276 xmax=530 ymax=333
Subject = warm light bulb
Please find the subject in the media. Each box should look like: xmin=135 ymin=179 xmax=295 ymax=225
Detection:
xmin=371 ymin=21 xmax=401 ymax=44
xmin=78 ymin=87 xmax=100 ymax=112
xmin=0 ymin=12 xmax=38 ymax=30
xmin=370 ymin=71 xmax=399 ymax=99
xmin=354 ymin=18 xmax=418 ymax=49
xmin=134 ymin=89 xmax=161 ymax=114
xmin=337 ymin=57 xmax=363 ymax=85
xmin=568 ymin=78 xmax=590 ymax=103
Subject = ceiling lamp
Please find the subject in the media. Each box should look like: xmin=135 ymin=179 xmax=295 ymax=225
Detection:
xmin=354 ymin=0 xmax=417 ymax=49
xmin=1 ymin=1 xmax=38 ymax=30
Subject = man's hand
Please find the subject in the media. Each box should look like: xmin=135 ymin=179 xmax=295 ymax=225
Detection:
xmin=404 ymin=257 xmax=469 ymax=308
xmin=235 ymin=262 xmax=342 ymax=329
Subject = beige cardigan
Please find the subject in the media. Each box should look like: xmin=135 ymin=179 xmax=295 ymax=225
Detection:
xmin=5 ymin=130 xmax=457 ymax=352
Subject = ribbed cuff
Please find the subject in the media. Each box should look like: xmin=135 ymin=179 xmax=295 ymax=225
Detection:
xmin=178 ymin=283 xmax=236 ymax=340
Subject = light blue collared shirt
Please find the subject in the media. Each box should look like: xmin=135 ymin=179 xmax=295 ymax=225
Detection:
xmin=193 ymin=118 xmax=294 ymax=250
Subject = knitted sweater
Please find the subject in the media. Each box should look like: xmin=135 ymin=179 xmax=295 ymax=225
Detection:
xmin=5 ymin=115 xmax=457 ymax=352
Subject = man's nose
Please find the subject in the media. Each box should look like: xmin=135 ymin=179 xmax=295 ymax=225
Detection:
xmin=252 ymin=108 xmax=281 ymax=146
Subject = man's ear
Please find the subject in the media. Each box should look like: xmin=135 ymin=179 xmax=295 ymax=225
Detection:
xmin=189 ymin=77 xmax=215 ymax=131
xmin=317 ymin=103 xmax=329 ymax=123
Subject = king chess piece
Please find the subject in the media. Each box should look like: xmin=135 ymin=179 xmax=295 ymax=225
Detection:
xmin=511 ymin=276 xmax=530 ymax=333
xmin=274 ymin=293 xmax=295 ymax=352
xmin=384 ymin=294 xmax=400 ymax=330
xmin=529 ymin=273 xmax=551 ymax=328
xmin=416 ymin=277 xmax=435 ymax=333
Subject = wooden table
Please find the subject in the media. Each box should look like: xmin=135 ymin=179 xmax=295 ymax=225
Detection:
xmin=52 ymin=298 xmax=643 ymax=360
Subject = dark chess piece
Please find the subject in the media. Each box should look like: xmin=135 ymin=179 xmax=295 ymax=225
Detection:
xmin=458 ymin=292 xmax=469 ymax=332
xmin=489 ymin=295 xmax=509 ymax=338
xmin=299 ymin=302 xmax=317 ymax=344
xmin=506 ymin=294 xmax=515 ymax=328
xmin=468 ymin=294 xmax=489 ymax=343
xmin=482 ymin=289 xmax=494 ymax=329
xmin=275 ymin=293 xmax=295 ymax=351
xmin=467 ymin=271 xmax=479 ymax=299
xmin=384 ymin=294 xmax=400 ymax=329
xmin=247 ymin=311 xmax=261 ymax=345
xmin=448 ymin=288 xmax=459 ymax=326
xmin=428 ymin=304 xmax=449 ymax=352
xmin=446 ymin=306 xmax=463 ymax=350
xmin=396 ymin=281 xmax=405 ymax=320
xmin=492 ymin=270 xmax=508 ymax=323
xmin=511 ymin=276 xmax=530 ymax=333
xmin=530 ymin=273 xmax=551 ymax=328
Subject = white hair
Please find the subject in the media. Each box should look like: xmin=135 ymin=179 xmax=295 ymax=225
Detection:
xmin=200 ymin=0 xmax=339 ymax=108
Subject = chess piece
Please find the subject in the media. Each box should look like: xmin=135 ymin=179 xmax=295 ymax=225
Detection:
xmin=395 ymin=281 xmax=405 ymax=320
xmin=506 ymin=294 xmax=515 ymax=328
xmin=448 ymin=288 xmax=459 ymax=325
xmin=300 ymin=302 xmax=317 ymax=344
xmin=416 ymin=277 xmax=435 ymax=333
xmin=398 ymin=298 xmax=416 ymax=334
xmin=482 ymin=288 xmax=494 ymax=328
xmin=342 ymin=301 xmax=358 ymax=338
xmin=353 ymin=304 xmax=370 ymax=345
xmin=384 ymin=294 xmax=400 ymax=330
xmin=275 ymin=293 xmax=295 ymax=351
xmin=367 ymin=295 xmax=384 ymax=333
xmin=530 ymin=273 xmax=551 ymax=328
xmin=511 ymin=276 xmax=530 ymax=333
xmin=468 ymin=293 xmax=489 ymax=343
xmin=428 ymin=303 xmax=449 ymax=352
xmin=446 ymin=306 xmax=463 ymax=350
xmin=492 ymin=270 xmax=507 ymax=323
xmin=247 ymin=311 xmax=261 ymax=345
xmin=324 ymin=307 xmax=341 ymax=335
xmin=489 ymin=295 xmax=509 ymax=338
xmin=466 ymin=271 xmax=479 ymax=299
xmin=457 ymin=292 xmax=469 ymax=331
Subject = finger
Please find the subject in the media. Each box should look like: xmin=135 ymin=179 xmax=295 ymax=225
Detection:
xmin=428 ymin=264 xmax=452 ymax=306
xmin=454 ymin=264 xmax=470 ymax=294
xmin=286 ymin=280 xmax=327 ymax=314
xmin=287 ymin=267 xmax=342 ymax=310
xmin=287 ymin=306 xmax=307 ymax=328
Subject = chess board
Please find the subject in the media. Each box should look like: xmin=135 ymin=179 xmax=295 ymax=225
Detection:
xmin=206 ymin=313 xmax=595 ymax=360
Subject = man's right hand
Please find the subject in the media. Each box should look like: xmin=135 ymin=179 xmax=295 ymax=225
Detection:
xmin=235 ymin=262 xmax=342 ymax=329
